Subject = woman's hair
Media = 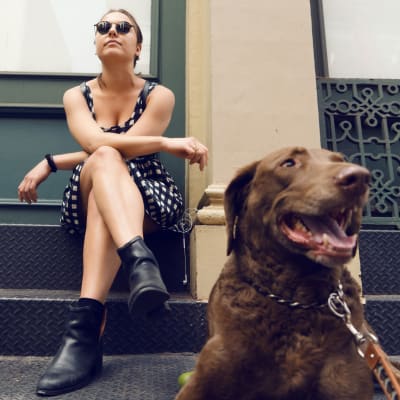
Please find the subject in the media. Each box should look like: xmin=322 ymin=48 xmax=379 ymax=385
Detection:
xmin=101 ymin=8 xmax=143 ymax=66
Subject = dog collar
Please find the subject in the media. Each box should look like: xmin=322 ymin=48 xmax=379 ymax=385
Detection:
xmin=241 ymin=275 xmax=330 ymax=310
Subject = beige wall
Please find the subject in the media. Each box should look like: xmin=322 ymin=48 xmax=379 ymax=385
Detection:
xmin=186 ymin=0 xmax=361 ymax=299
xmin=209 ymin=1 xmax=320 ymax=184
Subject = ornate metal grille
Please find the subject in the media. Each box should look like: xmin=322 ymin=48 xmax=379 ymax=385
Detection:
xmin=317 ymin=79 xmax=400 ymax=229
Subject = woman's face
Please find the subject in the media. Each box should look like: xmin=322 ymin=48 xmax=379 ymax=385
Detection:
xmin=94 ymin=11 xmax=141 ymax=65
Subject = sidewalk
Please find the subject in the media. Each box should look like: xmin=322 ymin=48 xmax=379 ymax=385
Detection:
xmin=0 ymin=354 xmax=196 ymax=400
xmin=0 ymin=353 xmax=388 ymax=400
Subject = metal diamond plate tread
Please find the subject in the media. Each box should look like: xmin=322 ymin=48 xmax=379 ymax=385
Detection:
xmin=0 ymin=354 xmax=197 ymax=400
xmin=0 ymin=225 xmax=189 ymax=292
xmin=365 ymin=295 xmax=400 ymax=355
xmin=359 ymin=230 xmax=400 ymax=295
xmin=0 ymin=290 xmax=208 ymax=356
xmin=0 ymin=225 xmax=83 ymax=290
xmin=0 ymin=355 xmax=388 ymax=400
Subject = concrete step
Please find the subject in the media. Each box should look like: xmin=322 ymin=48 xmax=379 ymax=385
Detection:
xmin=0 ymin=354 xmax=388 ymax=400
xmin=0 ymin=289 xmax=207 ymax=356
xmin=0 ymin=224 xmax=189 ymax=293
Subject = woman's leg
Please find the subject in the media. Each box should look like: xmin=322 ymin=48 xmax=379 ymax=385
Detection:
xmin=80 ymin=191 xmax=121 ymax=303
xmin=79 ymin=146 xmax=168 ymax=316
xmin=37 ymin=147 xmax=165 ymax=396
xmin=79 ymin=145 xmax=146 ymax=248
xmin=79 ymin=147 xmax=161 ymax=302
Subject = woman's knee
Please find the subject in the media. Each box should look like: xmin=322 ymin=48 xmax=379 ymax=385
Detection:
xmin=90 ymin=146 xmax=123 ymax=163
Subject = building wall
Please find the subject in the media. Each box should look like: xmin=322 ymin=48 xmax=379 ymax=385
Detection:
xmin=186 ymin=0 xmax=361 ymax=299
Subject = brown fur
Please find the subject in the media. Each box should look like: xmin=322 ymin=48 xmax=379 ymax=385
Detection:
xmin=176 ymin=147 xmax=376 ymax=400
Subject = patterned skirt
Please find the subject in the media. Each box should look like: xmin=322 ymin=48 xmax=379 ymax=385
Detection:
xmin=60 ymin=154 xmax=184 ymax=235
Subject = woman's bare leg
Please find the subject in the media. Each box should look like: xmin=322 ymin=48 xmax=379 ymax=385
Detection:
xmin=80 ymin=192 xmax=160 ymax=303
xmin=80 ymin=191 xmax=121 ymax=303
xmin=79 ymin=145 xmax=145 ymax=248
xmin=78 ymin=146 xmax=162 ymax=302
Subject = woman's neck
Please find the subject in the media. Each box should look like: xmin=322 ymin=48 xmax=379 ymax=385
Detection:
xmin=98 ymin=64 xmax=139 ymax=92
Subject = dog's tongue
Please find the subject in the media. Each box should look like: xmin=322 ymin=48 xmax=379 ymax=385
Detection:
xmin=301 ymin=215 xmax=356 ymax=248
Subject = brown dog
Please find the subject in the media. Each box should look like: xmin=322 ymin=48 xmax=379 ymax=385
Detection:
xmin=176 ymin=147 xmax=376 ymax=400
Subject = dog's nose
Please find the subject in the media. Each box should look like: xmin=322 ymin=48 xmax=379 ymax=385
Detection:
xmin=335 ymin=165 xmax=370 ymax=193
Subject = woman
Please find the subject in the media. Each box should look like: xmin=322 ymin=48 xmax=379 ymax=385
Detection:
xmin=17 ymin=9 xmax=207 ymax=396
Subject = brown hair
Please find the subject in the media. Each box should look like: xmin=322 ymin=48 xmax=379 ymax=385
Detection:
xmin=100 ymin=8 xmax=143 ymax=66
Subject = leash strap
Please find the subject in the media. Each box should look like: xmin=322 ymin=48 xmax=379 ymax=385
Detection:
xmin=327 ymin=284 xmax=400 ymax=399
xmin=364 ymin=341 xmax=400 ymax=400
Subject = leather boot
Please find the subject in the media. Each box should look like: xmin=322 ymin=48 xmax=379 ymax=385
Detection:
xmin=117 ymin=236 xmax=169 ymax=317
xmin=36 ymin=302 xmax=106 ymax=396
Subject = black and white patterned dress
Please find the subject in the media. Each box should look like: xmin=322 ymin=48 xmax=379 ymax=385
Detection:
xmin=60 ymin=81 xmax=184 ymax=235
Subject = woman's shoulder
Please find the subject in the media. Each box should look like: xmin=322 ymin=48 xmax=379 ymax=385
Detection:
xmin=64 ymin=79 xmax=95 ymax=96
xmin=147 ymin=82 xmax=175 ymax=104
xmin=63 ymin=82 xmax=90 ymax=108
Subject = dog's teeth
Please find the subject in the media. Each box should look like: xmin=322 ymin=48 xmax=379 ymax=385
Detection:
xmin=295 ymin=220 xmax=308 ymax=233
xmin=322 ymin=233 xmax=330 ymax=247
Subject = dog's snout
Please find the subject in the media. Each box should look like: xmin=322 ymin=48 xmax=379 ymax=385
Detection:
xmin=335 ymin=165 xmax=370 ymax=192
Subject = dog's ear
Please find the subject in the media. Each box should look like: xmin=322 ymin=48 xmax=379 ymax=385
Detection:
xmin=225 ymin=160 xmax=260 ymax=255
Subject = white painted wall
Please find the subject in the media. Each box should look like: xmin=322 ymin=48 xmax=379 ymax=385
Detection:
xmin=0 ymin=0 xmax=152 ymax=74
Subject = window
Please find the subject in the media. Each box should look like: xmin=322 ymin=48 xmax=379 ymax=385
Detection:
xmin=318 ymin=0 xmax=400 ymax=78
xmin=0 ymin=0 xmax=153 ymax=75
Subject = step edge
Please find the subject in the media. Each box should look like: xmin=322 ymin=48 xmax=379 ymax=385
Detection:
xmin=0 ymin=288 xmax=207 ymax=303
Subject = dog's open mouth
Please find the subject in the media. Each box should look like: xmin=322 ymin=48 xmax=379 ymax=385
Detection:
xmin=280 ymin=208 xmax=359 ymax=261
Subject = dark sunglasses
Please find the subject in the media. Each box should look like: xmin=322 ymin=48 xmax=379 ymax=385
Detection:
xmin=94 ymin=21 xmax=133 ymax=35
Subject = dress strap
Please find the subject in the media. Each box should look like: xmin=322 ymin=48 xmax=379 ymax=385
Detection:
xmin=142 ymin=81 xmax=157 ymax=105
xmin=79 ymin=82 xmax=96 ymax=119
xmin=142 ymin=80 xmax=151 ymax=104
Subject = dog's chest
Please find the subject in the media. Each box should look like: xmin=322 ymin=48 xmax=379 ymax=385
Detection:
xmin=214 ymin=278 xmax=358 ymax=356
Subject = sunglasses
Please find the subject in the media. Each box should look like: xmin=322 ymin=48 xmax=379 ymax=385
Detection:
xmin=94 ymin=21 xmax=133 ymax=35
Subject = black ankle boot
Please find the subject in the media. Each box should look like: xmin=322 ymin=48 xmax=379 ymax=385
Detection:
xmin=36 ymin=302 xmax=106 ymax=396
xmin=117 ymin=236 xmax=169 ymax=317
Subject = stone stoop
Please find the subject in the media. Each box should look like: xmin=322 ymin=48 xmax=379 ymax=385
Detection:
xmin=0 ymin=224 xmax=207 ymax=357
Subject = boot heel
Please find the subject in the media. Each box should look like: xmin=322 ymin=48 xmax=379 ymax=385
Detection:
xmin=128 ymin=286 xmax=170 ymax=316
xmin=94 ymin=341 xmax=103 ymax=375
xmin=118 ymin=236 xmax=170 ymax=318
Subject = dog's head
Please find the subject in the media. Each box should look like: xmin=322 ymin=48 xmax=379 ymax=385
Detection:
xmin=224 ymin=147 xmax=370 ymax=268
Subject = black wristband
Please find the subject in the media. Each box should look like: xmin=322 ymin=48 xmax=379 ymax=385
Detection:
xmin=45 ymin=154 xmax=58 ymax=173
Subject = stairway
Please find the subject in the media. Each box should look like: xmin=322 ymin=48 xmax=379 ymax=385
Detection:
xmin=0 ymin=224 xmax=207 ymax=399
xmin=359 ymin=229 xmax=400 ymax=399
xmin=0 ymin=225 xmax=397 ymax=399
xmin=360 ymin=230 xmax=400 ymax=357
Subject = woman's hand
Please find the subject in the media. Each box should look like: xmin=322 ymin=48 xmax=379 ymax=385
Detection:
xmin=17 ymin=160 xmax=52 ymax=204
xmin=164 ymin=137 xmax=208 ymax=171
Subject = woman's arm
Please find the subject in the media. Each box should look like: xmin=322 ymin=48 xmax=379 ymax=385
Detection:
xmin=64 ymin=85 xmax=208 ymax=168
xmin=64 ymin=87 xmax=166 ymax=157
xmin=18 ymin=151 xmax=88 ymax=204
xmin=123 ymin=84 xmax=175 ymax=138
xmin=52 ymin=151 xmax=89 ymax=170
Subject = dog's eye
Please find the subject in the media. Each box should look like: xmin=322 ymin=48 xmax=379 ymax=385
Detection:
xmin=280 ymin=158 xmax=296 ymax=167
